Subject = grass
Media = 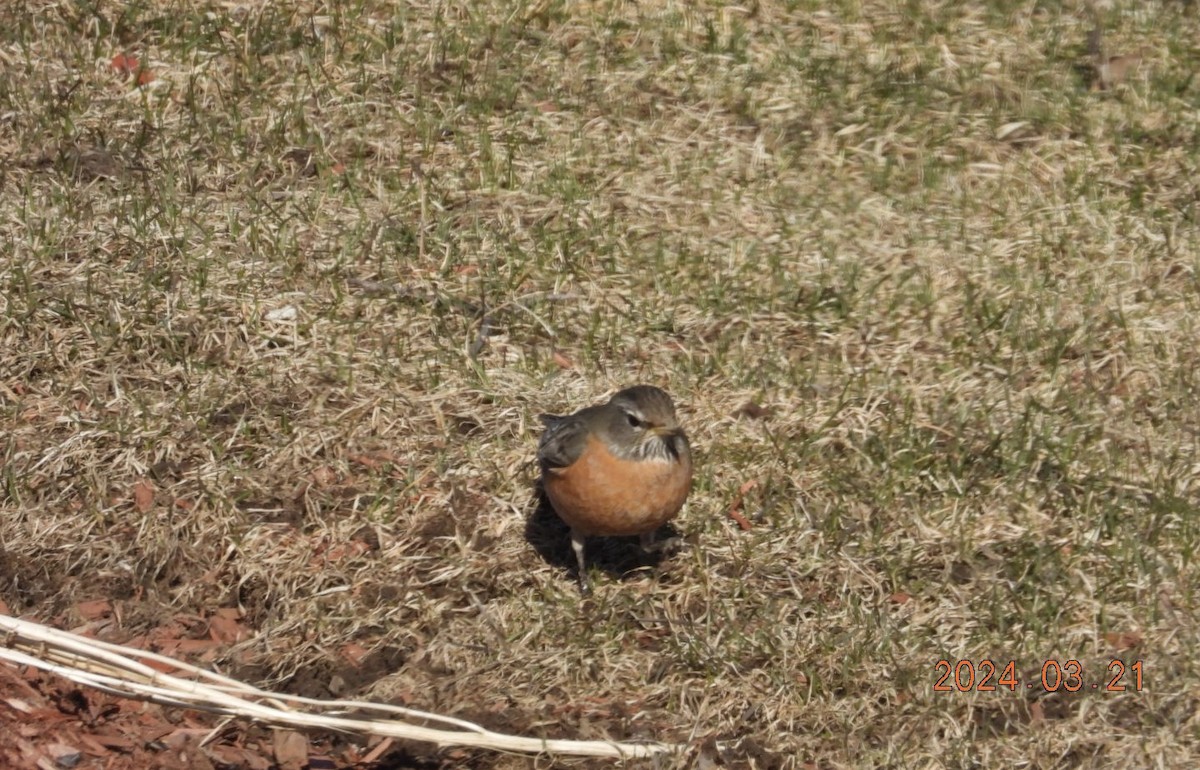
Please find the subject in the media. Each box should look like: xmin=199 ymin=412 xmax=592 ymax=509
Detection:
xmin=2 ymin=0 xmax=1199 ymax=767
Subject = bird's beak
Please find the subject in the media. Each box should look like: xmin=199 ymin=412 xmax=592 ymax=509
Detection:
xmin=649 ymin=426 xmax=681 ymax=439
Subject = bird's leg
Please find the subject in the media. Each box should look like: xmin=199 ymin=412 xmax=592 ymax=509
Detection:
xmin=571 ymin=528 xmax=591 ymax=595
xmin=640 ymin=530 xmax=682 ymax=555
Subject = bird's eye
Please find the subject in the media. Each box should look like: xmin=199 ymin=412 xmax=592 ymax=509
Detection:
xmin=626 ymin=413 xmax=642 ymax=428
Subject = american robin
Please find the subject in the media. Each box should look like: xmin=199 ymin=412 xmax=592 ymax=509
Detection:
xmin=537 ymin=385 xmax=693 ymax=592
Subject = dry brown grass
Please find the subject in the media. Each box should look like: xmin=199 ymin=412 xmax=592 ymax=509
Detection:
xmin=3 ymin=0 xmax=1200 ymax=767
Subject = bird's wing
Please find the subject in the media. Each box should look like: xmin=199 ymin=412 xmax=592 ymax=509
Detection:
xmin=537 ymin=413 xmax=589 ymax=470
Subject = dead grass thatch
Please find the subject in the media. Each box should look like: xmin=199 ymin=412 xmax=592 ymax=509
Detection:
xmin=3 ymin=0 xmax=1199 ymax=767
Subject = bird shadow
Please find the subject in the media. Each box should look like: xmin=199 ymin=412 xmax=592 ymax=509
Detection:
xmin=523 ymin=482 xmax=681 ymax=587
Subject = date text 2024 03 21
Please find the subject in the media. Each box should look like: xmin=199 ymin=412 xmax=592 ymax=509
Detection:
xmin=933 ymin=659 xmax=1144 ymax=693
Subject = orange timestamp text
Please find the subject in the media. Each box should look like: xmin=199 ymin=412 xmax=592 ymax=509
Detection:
xmin=933 ymin=659 xmax=1144 ymax=693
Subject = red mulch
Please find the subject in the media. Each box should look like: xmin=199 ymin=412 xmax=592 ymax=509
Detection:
xmin=10 ymin=658 xmax=451 ymax=769
xmin=0 ymin=660 xmax=402 ymax=769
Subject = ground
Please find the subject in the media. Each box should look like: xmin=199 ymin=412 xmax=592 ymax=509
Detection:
xmin=2 ymin=0 xmax=1199 ymax=768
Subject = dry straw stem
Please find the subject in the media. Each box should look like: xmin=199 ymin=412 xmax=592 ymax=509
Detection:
xmin=0 ymin=615 xmax=678 ymax=760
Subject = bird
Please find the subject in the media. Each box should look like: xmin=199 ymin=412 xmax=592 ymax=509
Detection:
xmin=537 ymin=385 xmax=693 ymax=593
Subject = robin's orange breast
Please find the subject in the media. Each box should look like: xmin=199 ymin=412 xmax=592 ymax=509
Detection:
xmin=543 ymin=434 xmax=692 ymax=537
